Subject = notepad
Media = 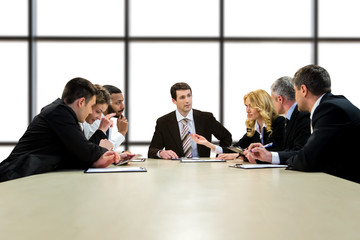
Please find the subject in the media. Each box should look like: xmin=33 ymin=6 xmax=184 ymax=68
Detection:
xmin=180 ymin=158 xmax=226 ymax=163
xmin=85 ymin=167 xmax=147 ymax=173
xmin=229 ymin=164 xmax=287 ymax=169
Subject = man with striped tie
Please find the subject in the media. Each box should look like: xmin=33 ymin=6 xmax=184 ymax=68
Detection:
xmin=148 ymin=82 xmax=232 ymax=159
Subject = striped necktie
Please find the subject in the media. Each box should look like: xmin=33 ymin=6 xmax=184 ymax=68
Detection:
xmin=181 ymin=118 xmax=192 ymax=158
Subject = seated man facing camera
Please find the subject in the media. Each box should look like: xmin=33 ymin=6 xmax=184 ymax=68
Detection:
xmin=148 ymin=82 xmax=232 ymax=159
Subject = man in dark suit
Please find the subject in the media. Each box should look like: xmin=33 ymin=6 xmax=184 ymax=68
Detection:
xmin=249 ymin=65 xmax=360 ymax=183
xmin=0 ymin=78 xmax=132 ymax=182
xmin=148 ymin=82 xmax=232 ymax=159
xmin=245 ymin=76 xmax=310 ymax=164
xmin=288 ymin=65 xmax=360 ymax=183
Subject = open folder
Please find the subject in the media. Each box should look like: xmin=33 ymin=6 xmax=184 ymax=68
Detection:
xmin=85 ymin=167 xmax=147 ymax=173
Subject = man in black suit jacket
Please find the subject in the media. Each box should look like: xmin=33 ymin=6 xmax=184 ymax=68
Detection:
xmin=287 ymin=65 xmax=360 ymax=183
xmin=245 ymin=76 xmax=310 ymax=164
xmin=0 ymin=78 xmax=131 ymax=182
xmin=148 ymin=82 xmax=232 ymax=159
xmin=250 ymin=65 xmax=360 ymax=183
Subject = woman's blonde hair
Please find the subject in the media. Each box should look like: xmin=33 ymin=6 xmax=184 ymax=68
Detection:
xmin=94 ymin=84 xmax=111 ymax=106
xmin=244 ymin=89 xmax=278 ymax=137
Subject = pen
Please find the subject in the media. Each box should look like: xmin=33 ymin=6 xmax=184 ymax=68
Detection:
xmin=263 ymin=142 xmax=273 ymax=148
xmin=250 ymin=142 xmax=273 ymax=152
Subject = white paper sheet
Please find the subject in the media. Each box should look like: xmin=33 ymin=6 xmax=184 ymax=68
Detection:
xmin=230 ymin=164 xmax=287 ymax=169
xmin=180 ymin=158 xmax=226 ymax=163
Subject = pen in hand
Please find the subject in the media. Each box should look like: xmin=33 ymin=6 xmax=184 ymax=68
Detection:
xmin=250 ymin=142 xmax=273 ymax=152
xmin=263 ymin=142 xmax=273 ymax=148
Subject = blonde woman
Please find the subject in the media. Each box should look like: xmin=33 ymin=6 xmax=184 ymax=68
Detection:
xmin=83 ymin=84 xmax=114 ymax=150
xmin=191 ymin=89 xmax=285 ymax=160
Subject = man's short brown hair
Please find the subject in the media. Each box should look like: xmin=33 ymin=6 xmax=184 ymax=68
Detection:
xmin=170 ymin=82 xmax=192 ymax=100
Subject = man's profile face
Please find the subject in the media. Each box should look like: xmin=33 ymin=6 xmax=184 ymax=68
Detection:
xmin=109 ymin=93 xmax=125 ymax=117
xmin=79 ymin=96 xmax=96 ymax=123
xmin=173 ymin=89 xmax=192 ymax=116
xmin=294 ymin=85 xmax=306 ymax=112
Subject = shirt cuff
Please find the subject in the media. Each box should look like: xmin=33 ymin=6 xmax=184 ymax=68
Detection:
xmin=213 ymin=145 xmax=223 ymax=154
xmin=271 ymin=152 xmax=280 ymax=165
xmin=112 ymin=133 xmax=125 ymax=151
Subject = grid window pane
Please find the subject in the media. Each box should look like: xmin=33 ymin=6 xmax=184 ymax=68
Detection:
xmin=0 ymin=42 xmax=28 ymax=141
xmin=224 ymin=43 xmax=312 ymax=141
xmin=130 ymin=0 xmax=219 ymax=36
xmin=37 ymin=42 xmax=124 ymax=113
xmin=225 ymin=0 xmax=312 ymax=37
xmin=0 ymin=0 xmax=27 ymax=35
xmin=129 ymin=42 xmax=219 ymax=142
xmin=0 ymin=147 xmax=15 ymax=163
xmin=37 ymin=0 xmax=124 ymax=36
xmin=319 ymin=0 xmax=360 ymax=37
xmin=319 ymin=43 xmax=360 ymax=108
xmin=127 ymin=146 xmax=150 ymax=159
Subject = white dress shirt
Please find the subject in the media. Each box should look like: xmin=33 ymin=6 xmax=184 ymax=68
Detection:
xmin=254 ymin=120 xmax=266 ymax=144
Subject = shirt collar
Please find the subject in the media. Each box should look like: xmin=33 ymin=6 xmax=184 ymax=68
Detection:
xmin=285 ymin=102 xmax=297 ymax=121
xmin=176 ymin=109 xmax=194 ymax=122
xmin=255 ymin=120 xmax=266 ymax=134
xmin=78 ymin=122 xmax=84 ymax=131
xmin=310 ymin=93 xmax=326 ymax=120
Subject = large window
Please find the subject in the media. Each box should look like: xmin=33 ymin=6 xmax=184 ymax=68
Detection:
xmin=1 ymin=0 xmax=360 ymax=160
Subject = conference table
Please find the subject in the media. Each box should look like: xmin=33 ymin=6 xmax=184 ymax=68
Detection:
xmin=1 ymin=158 xmax=360 ymax=240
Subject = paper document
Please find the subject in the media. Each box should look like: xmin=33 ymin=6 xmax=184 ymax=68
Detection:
xmin=85 ymin=167 xmax=147 ymax=173
xmin=180 ymin=158 xmax=226 ymax=163
xmin=229 ymin=164 xmax=287 ymax=169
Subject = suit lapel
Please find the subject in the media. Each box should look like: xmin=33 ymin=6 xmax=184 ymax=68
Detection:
xmin=193 ymin=109 xmax=207 ymax=156
xmin=193 ymin=110 xmax=203 ymax=135
xmin=166 ymin=111 xmax=184 ymax=155
xmin=284 ymin=108 xmax=298 ymax=143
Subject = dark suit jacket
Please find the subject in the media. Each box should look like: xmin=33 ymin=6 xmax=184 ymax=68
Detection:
xmin=89 ymin=129 xmax=107 ymax=145
xmin=286 ymin=93 xmax=360 ymax=183
xmin=0 ymin=98 xmax=107 ymax=182
xmin=227 ymin=115 xmax=285 ymax=152
xmin=278 ymin=107 xmax=310 ymax=164
xmin=148 ymin=109 xmax=232 ymax=158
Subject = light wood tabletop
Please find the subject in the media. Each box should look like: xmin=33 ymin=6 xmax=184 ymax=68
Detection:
xmin=1 ymin=159 xmax=359 ymax=240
